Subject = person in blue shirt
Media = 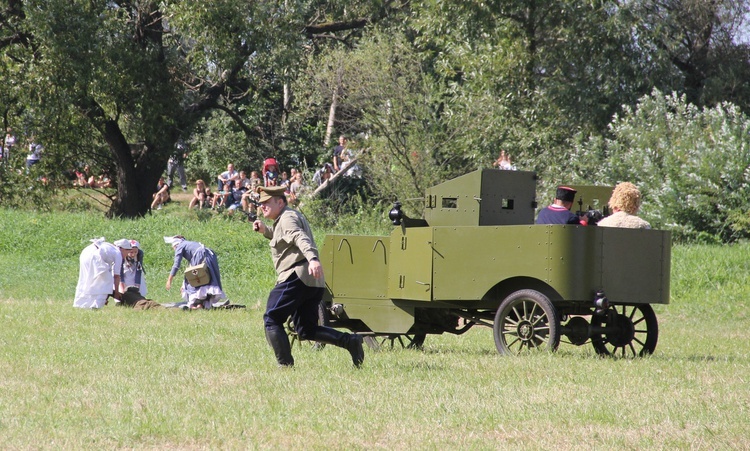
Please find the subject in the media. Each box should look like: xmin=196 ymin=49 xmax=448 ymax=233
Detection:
xmin=536 ymin=186 xmax=582 ymax=225
xmin=225 ymin=179 xmax=247 ymax=213
xmin=164 ymin=236 xmax=227 ymax=309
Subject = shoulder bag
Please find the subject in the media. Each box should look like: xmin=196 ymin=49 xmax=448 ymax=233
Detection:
xmin=184 ymin=261 xmax=210 ymax=287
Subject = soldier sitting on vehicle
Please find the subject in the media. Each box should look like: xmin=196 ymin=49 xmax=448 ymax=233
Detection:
xmin=536 ymin=186 xmax=585 ymax=225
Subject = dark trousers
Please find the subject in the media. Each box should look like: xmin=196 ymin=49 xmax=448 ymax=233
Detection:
xmin=264 ymin=272 xmax=323 ymax=340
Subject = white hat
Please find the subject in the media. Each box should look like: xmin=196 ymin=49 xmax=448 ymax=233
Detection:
xmin=129 ymin=240 xmax=140 ymax=249
xmin=163 ymin=236 xmax=184 ymax=245
xmin=114 ymin=239 xmax=132 ymax=249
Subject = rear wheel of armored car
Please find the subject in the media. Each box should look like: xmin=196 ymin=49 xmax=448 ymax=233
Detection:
xmin=493 ymin=289 xmax=561 ymax=355
xmin=590 ymin=304 xmax=658 ymax=357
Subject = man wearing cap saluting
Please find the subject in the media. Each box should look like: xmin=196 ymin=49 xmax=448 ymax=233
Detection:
xmin=252 ymin=185 xmax=365 ymax=368
xmin=536 ymin=186 xmax=584 ymax=225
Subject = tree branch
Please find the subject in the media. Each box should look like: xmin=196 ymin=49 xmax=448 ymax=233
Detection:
xmin=211 ymin=103 xmax=264 ymax=140
xmin=311 ymin=149 xmax=368 ymax=197
xmin=304 ymin=19 xmax=368 ymax=36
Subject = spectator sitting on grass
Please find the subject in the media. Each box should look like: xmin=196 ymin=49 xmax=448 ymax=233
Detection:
xmin=249 ymin=170 xmax=262 ymax=191
xmin=225 ymin=179 xmax=247 ymax=215
xmin=212 ymin=178 xmax=233 ymax=209
xmin=279 ymin=171 xmax=290 ymax=189
xmin=217 ymin=163 xmax=239 ymax=192
xmin=151 ymin=177 xmax=170 ymax=211
xmin=189 ymin=179 xmax=212 ymax=210
xmin=74 ymin=165 xmax=91 ymax=187
xmin=312 ymin=163 xmax=334 ymax=187
xmin=263 ymin=159 xmax=280 ymax=186
xmin=238 ymin=170 xmax=252 ymax=189
xmin=288 ymin=172 xmax=305 ymax=207
xmin=88 ymin=169 xmax=112 ymax=189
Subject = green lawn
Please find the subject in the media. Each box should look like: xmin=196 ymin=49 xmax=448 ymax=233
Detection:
xmin=1 ymin=208 xmax=749 ymax=449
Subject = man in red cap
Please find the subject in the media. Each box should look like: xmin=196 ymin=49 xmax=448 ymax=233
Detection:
xmin=536 ymin=186 xmax=583 ymax=225
xmin=252 ymin=185 xmax=365 ymax=368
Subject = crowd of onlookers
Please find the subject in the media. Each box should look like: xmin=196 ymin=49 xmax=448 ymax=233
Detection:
xmin=175 ymin=135 xmax=362 ymax=215
xmin=1 ymin=127 xmax=116 ymax=188
xmin=189 ymin=160 xmax=309 ymax=215
xmin=2 ymin=128 xmax=362 ymax=213
xmin=72 ymin=164 xmax=113 ymax=189
xmin=155 ymin=157 xmax=314 ymax=215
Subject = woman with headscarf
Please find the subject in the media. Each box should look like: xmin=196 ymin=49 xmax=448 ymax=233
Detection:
xmin=115 ymin=239 xmax=147 ymax=297
xmin=164 ymin=236 xmax=226 ymax=309
xmin=74 ymin=237 xmax=130 ymax=308
xmin=113 ymin=239 xmax=162 ymax=309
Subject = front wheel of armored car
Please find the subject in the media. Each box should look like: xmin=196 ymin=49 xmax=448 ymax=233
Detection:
xmin=590 ymin=304 xmax=658 ymax=357
xmin=493 ymin=289 xmax=561 ymax=355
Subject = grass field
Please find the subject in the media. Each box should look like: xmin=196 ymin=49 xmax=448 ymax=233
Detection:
xmin=1 ymin=202 xmax=749 ymax=450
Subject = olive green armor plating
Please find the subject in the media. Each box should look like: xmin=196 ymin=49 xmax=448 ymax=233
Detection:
xmin=320 ymin=169 xmax=671 ymax=356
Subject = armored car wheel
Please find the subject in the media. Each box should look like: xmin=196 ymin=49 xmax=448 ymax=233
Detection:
xmin=590 ymin=304 xmax=658 ymax=357
xmin=288 ymin=300 xmax=329 ymax=350
xmin=494 ymin=289 xmax=560 ymax=355
xmin=363 ymin=334 xmax=426 ymax=351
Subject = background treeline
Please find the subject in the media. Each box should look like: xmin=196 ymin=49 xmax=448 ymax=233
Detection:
xmin=2 ymin=0 xmax=750 ymax=242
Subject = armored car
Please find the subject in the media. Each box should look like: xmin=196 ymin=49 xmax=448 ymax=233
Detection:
xmin=319 ymin=169 xmax=670 ymax=357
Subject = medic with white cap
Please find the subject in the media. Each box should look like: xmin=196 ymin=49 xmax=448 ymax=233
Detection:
xmin=115 ymin=238 xmax=147 ymax=297
xmin=73 ymin=238 xmax=130 ymax=308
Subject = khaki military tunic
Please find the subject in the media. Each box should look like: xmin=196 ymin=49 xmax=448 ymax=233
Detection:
xmin=262 ymin=206 xmax=324 ymax=288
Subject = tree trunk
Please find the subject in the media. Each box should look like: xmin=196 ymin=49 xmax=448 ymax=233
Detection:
xmin=324 ymin=66 xmax=344 ymax=147
xmin=102 ymin=132 xmax=168 ymax=218
xmin=111 ymin=150 xmax=165 ymax=218
xmin=80 ymin=96 xmax=180 ymax=218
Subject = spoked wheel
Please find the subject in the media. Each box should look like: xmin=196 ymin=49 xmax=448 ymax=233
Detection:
xmin=363 ymin=334 xmax=427 ymax=351
xmin=590 ymin=304 xmax=658 ymax=357
xmin=494 ymin=290 xmax=560 ymax=355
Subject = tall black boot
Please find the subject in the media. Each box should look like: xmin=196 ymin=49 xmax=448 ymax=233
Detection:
xmin=312 ymin=327 xmax=365 ymax=368
xmin=265 ymin=326 xmax=294 ymax=367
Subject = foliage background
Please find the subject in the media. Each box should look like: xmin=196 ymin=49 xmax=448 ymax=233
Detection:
xmin=2 ymin=0 xmax=750 ymax=239
xmin=570 ymin=91 xmax=750 ymax=242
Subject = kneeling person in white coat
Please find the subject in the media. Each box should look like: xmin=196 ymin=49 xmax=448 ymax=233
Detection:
xmin=73 ymin=237 xmax=131 ymax=309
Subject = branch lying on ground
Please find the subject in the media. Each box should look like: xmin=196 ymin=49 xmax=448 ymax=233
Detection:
xmin=311 ymin=149 xmax=368 ymax=198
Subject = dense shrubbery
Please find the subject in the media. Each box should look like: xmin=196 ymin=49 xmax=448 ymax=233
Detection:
xmin=572 ymin=91 xmax=750 ymax=243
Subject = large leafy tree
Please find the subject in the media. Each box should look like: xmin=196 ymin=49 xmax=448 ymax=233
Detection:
xmin=4 ymin=0 xmax=750 ymax=240
xmin=301 ymin=30 xmax=454 ymax=203
xmin=628 ymin=0 xmax=750 ymax=110
xmin=0 ymin=0 xmax=301 ymax=217
xmin=401 ymin=0 xmax=654 ymax=187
